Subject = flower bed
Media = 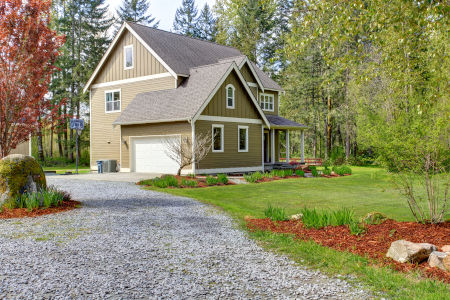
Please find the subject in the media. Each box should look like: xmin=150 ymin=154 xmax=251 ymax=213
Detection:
xmin=247 ymin=218 xmax=450 ymax=283
xmin=137 ymin=174 xmax=234 ymax=189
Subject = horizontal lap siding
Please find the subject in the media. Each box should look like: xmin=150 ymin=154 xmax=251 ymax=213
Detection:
xmin=196 ymin=120 xmax=262 ymax=170
xmin=120 ymin=122 xmax=192 ymax=169
xmin=9 ymin=141 xmax=30 ymax=156
xmin=90 ymin=77 xmax=175 ymax=169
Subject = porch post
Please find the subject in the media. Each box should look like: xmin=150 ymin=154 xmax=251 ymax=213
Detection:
xmin=271 ymin=129 xmax=275 ymax=164
xmin=286 ymin=130 xmax=290 ymax=163
xmin=301 ymin=130 xmax=305 ymax=163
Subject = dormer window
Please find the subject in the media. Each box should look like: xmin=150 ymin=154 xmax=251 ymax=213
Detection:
xmin=124 ymin=45 xmax=134 ymax=70
xmin=226 ymin=84 xmax=235 ymax=109
xmin=260 ymin=93 xmax=274 ymax=112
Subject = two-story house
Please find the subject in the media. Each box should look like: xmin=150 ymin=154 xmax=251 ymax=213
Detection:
xmin=84 ymin=22 xmax=306 ymax=174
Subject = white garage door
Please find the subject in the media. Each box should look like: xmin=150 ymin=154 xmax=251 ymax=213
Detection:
xmin=132 ymin=136 xmax=180 ymax=174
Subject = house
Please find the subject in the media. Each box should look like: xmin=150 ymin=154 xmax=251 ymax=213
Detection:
xmin=9 ymin=140 xmax=32 ymax=157
xmin=84 ymin=22 xmax=306 ymax=174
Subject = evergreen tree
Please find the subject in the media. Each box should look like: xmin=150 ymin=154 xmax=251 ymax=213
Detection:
xmin=196 ymin=4 xmax=216 ymax=41
xmin=116 ymin=0 xmax=159 ymax=27
xmin=173 ymin=0 xmax=199 ymax=37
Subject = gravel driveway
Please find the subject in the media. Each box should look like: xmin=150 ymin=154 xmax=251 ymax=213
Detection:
xmin=0 ymin=178 xmax=372 ymax=299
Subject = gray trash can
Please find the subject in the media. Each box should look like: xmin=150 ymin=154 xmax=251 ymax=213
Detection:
xmin=97 ymin=160 xmax=103 ymax=174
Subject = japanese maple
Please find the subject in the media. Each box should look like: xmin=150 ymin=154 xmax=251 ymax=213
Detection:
xmin=0 ymin=0 xmax=65 ymax=158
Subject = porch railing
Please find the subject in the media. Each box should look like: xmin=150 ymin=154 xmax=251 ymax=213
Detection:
xmin=279 ymin=157 xmax=323 ymax=166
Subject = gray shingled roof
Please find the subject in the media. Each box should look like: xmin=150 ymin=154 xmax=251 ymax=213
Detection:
xmin=114 ymin=62 xmax=234 ymax=125
xmin=127 ymin=23 xmax=283 ymax=91
xmin=266 ymin=115 xmax=306 ymax=129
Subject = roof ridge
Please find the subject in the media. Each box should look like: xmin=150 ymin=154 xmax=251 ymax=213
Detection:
xmin=127 ymin=22 xmax=242 ymax=52
xmin=189 ymin=61 xmax=234 ymax=71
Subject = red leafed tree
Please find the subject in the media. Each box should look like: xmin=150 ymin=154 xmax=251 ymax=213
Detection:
xmin=0 ymin=0 xmax=65 ymax=158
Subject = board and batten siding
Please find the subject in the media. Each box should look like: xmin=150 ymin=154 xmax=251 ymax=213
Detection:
xmin=120 ymin=122 xmax=192 ymax=170
xmin=94 ymin=29 xmax=168 ymax=85
xmin=240 ymin=63 xmax=258 ymax=84
xmin=90 ymin=76 xmax=175 ymax=169
xmin=195 ymin=120 xmax=263 ymax=170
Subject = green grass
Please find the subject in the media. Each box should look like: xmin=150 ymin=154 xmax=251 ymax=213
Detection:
xmin=147 ymin=166 xmax=450 ymax=298
xmin=43 ymin=164 xmax=90 ymax=174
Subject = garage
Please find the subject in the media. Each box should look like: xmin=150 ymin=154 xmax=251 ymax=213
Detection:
xmin=131 ymin=136 xmax=180 ymax=174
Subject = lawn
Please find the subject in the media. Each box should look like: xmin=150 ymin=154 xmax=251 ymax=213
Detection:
xmin=150 ymin=166 xmax=450 ymax=299
xmin=162 ymin=166 xmax=435 ymax=222
xmin=43 ymin=164 xmax=90 ymax=174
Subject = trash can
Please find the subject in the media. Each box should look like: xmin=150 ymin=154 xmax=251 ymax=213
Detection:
xmin=96 ymin=160 xmax=103 ymax=174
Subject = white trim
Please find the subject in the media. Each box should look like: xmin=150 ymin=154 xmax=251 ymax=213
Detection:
xmin=83 ymin=23 xmax=178 ymax=93
xmin=271 ymin=129 xmax=275 ymax=164
xmin=239 ymin=57 xmax=264 ymax=92
xmin=225 ymin=84 xmax=235 ymax=109
xmin=211 ymin=124 xmax=224 ymax=153
xmin=197 ymin=115 xmax=262 ymax=124
xmin=91 ymin=73 xmax=172 ymax=89
xmin=238 ymin=125 xmax=249 ymax=152
xmin=105 ymin=89 xmax=121 ymax=113
xmin=196 ymin=166 xmax=264 ymax=175
xmin=261 ymin=126 xmax=264 ymax=166
xmin=191 ymin=121 xmax=196 ymax=175
xmin=301 ymin=130 xmax=305 ymax=163
xmin=120 ymin=168 xmax=131 ymax=173
xmin=114 ymin=118 xmax=189 ymax=126
xmin=89 ymin=89 xmax=92 ymax=167
xmin=247 ymin=82 xmax=258 ymax=88
xmin=260 ymin=93 xmax=275 ymax=112
xmin=124 ymin=44 xmax=134 ymax=70
xmin=286 ymin=130 xmax=290 ymax=163
xmin=192 ymin=63 xmax=270 ymax=128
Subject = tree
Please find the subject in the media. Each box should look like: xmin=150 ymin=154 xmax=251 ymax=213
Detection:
xmin=116 ymin=0 xmax=159 ymax=27
xmin=0 ymin=0 xmax=65 ymax=158
xmin=164 ymin=134 xmax=213 ymax=176
xmin=196 ymin=4 xmax=216 ymax=41
xmin=173 ymin=0 xmax=198 ymax=37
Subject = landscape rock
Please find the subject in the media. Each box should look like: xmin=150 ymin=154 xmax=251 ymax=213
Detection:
xmin=361 ymin=211 xmax=387 ymax=225
xmin=386 ymin=240 xmax=437 ymax=263
xmin=444 ymin=255 xmax=450 ymax=272
xmin=440 ymin=245 xmax=450 ymax=253
xmin=0 ymin=154 xmax=46 ymax=207
xmin=289 ymin=213 xmax=303 ymax=221
xmin=428 ymin=251 xmax=448 ymax=271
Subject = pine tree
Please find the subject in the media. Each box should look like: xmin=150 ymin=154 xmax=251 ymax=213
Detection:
xmin=116 ymin=0 xmax=159 ymax=27
xmin=173 ymin=0 xmax=199 ymax=37
xmin=196 ymin=4 xmax=216 ymax=41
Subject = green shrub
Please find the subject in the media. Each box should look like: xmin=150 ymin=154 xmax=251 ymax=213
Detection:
xmin=163 ymin=175 xmax=179 ymax=187
xmin=284 ymin=169 xmax=293 ymax=176
xmin=181 ymin=178 xmax=198 ymax=187
xmin=332 ymin=208 xmax=355 ymax=226
xmin=311 ymin=169 xmax=319 ymax=177
xmin=149 ymin=177 xmax=169 ymax=188
xmin=271 ymin=169 xmax=285 ymax=178
xmin=41 ymin=189 xmax=64 ymax=208
xmin=206 ymin=176 xmax=219 ymax=186
xmin=295 ymin=169 xmax=305 ymax=177
xmin=263 ymin=172 xmax=274 ymax=178
xmin=309 ymin=166 xmax=317 ymax=172
xmin=5 ymin=187 xmax=68 ymax=210
xmin=301 ymin=207 xmax=356 ymax=229
xmin=333 ymin=165 xmax=352 ymax=176
xmin=349 ymin=221 xmax=367 ymax=235
xmin=186 ymin=173 xmax=196 ymax=178
xmin=301 ymin=207 xmax=327 ymax=229
xmin=323 ymin=167 xmax=332 ymax=176
xmin=252 ymin=172 xmax=263 ymax=181
xmin=244 ymin=174 xmax=256 ymax=183
xmin=264 ymin=204 xmax=288 ymax=221
xmin=217 ymin=174 xmax=229 ymax=184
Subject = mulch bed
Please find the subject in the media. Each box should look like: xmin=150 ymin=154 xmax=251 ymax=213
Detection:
xmin=247 ymin=218 xmax=450 ymax=283
xmin=137 ymin=175 xmax=235 ymax=188
xmin=0 ymin=200 xmax=81 ymax=219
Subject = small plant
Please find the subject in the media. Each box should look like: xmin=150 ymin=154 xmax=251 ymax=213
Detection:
xmin=163 ymin=175 xmax=179 ymax=187
xmin=301 ymin=207 xmax=356 ymax=229
xmin=264 ymin=204 xmax=288 ymax=221
xmin=311 ymin=169 xmax=319 ymax=177
xmin=217 ymin=174 xmax=229 ymax=185
xmin=309 ymin=166 xmax=317 ymax=172
xmin=149 ymin=177 xmax=169 ymax=188
xmin=41 ymin=189 xmax=64 ymax=208
xmin=263 ymin=172 xmax=274 ymax=178
xmin=332 ymin=208 xmax=355 ymax=226
xmin=252 ymin=172 xmax=263 ymax=181
xmin=206 ymin=176 xmax=219 ymax=186
xmin=244 ymin=173 xmax=257 ymax=183
xmin=349 ymin=221 xmax=367 ymax=235
xmin=323 ymin=167 xmax=332 ymax=176
xmin=284 ymin=169 xmax=293 ymax=176
xmin=295 ymin=169 xmax=305 ymax=177
xmin=186 ymin=173 xmax=196 ymax=178
xmin=334 ymin=165 xmax=352 ymax=176
xmin=181 ymin=178 xmax=198 ymax=187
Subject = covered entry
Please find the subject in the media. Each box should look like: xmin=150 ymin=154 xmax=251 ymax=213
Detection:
xmin=131 ymin=136 xmax=179 ymax=174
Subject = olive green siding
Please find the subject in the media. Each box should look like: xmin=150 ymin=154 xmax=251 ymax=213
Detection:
xmin=90 ymin=77 xmax=176 ymax=169
xmin=240 ymin=63 xmax=258 ymax=84
xmin=94 ymin=29 xmax=168 ymax=85
xmin=201 ymin=70 xmax=260 ymax=119
xmin=120 ymin=122 xmax=192 ymax=169
xmin=249 ymin=86 xmax=258 ymax=98
xmin=195 ymin=120 xmax=263 ymax=170
xmin=260 ymin=90 xmax=279 ymax=115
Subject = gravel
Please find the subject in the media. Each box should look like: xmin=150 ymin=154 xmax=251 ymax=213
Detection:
xmin=0 ymin=178 xmax=373 ymax=299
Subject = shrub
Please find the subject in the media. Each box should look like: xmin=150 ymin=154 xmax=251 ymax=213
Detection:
xmin=5 ymin=186 xmax=69 ymax=210
xmin=332 ymin=208 xmax=355 ymax=226
xmin=181 ymin=178 xmax=198 ymax=187
xmin=149 ymin=177 xmax=169 ymax=188
xmin=334 ymin=165 xmax=352 ymax=176
xmin=311 ymin=169 xmax=319 ymax=177
xmin=252 ymin=171 xmax=263 ymax=181
xmin=41 ymin=189 xmax=65 ymax=208
xmin=309 ymin=166 xmax=317 ymax=172
xmin=295 ymin=169 xmax=305 ymax=177
xmin=217 ymin=174 xmax=229 ymax=184
xmin=263 ymin=172 xmax=274 ymax=178
xmin=323 ymin=167 xmax=332 ymax=176
xmin=349 ymin=221 xmax=367 ymax=235
xmin=163 ymin=175 xmax=179 ymax=187
xmin=264 ymin=204 xmax=288 ymax=221
xmin=284 ymin=169 xmax=293 ymax=176
xmin=300 ymin=207 xmax=356 ymax=229
xmin=244 ymin=174 xmax=257 ymax=183
xmin=206 ymin=176 xmax=219 ymax=186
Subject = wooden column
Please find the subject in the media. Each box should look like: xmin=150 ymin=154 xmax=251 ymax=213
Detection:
xmin=271 ymin=129 xmax=275 ymax=164
xmin=286 ymin=130 xmax=290 ymax=163
xmin=301 ymin=130 xmax=305 ymax=163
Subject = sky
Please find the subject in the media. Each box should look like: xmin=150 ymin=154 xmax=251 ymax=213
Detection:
xmin=107 ymin=0 xmax=217 ymax=31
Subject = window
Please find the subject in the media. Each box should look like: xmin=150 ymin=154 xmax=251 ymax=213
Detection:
xmin=105 ymin=89 xmax=121 ymax=113
xmin=260 ymin=94 xmax=274 ymax=111
xmin=212 ymin=124 xmax=224 ymax=152
xmin=226 ymin=84 xmax=235 ymax=109
xmin=238 ymin=126 xmax=248 ymax=152
xmin=124 ymin=45 xmax=134 ymax=69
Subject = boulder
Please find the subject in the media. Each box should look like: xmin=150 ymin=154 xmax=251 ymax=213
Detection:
xmin=428 ymin=251 xmax=448 ymax=271
xmin=444 ymin=255 xmax=450 ymax=271
xmin=289 ymin=213 xmax=303 ymax=221
xmin=440 ymin=245 xmax=450 ymax=253
xmin=386 ymin=240 xmax=437 ymax=263
xmin=0 ymin=154 xmax=46 ymax=207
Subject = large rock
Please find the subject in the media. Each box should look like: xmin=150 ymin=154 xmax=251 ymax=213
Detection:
xmin=0 ymin=154 xmax=46 ymax=207
xmin=441 ymin=245 xmax=450 ymax=253
xmin=386 ymin=240 xmax=437 ymax=263
xmin=444 ymin=255 xmax=450 ymax=271
xmin=428 ymin=251 xmax=448 ymax=271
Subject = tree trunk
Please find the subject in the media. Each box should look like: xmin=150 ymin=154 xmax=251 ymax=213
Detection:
xmin=327 ymin=94 xmax=332 ymax=158
xmin=37 ymin=122 xmax=44 ymax=162
xmin=50 ymin=127 xmax=54 ymax=158
xmin=345 ymin=122 xmax=350 ymax=161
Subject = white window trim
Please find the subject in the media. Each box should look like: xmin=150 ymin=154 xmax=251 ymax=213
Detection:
xmin=226 ymin=84 xmax=235 ymax=109
xmin=212 ymin=124 xmax=224 ymax=153
xmin=238 ymin=125 xmax=249 ymax=153
xmin=124 ymin=45 xmax=134 ymax=70
xmin=105 ymin=88 xmax=121 ymax=113
xmin=260 ymin=93 xmax=275 ymax=112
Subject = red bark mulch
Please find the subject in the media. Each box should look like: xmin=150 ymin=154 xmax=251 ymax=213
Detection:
xmin=247 ymin=218 xmax=450 ymax=283
xmin=0 ymin=200 xmax=81 ymax=219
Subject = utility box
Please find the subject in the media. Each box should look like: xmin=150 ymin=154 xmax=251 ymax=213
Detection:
xmin=102 ymin=160 xmax=118 ymax=173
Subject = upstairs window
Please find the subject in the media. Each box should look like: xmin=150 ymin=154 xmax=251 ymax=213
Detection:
xmin=105 ymin=89 xmax=121 ymax=113
xmin=124 ymin=45 xmax=134 ymax=70
xmin=260 ymin=94 xmax=274 ymax=112
xmin=226 ymin=84 xmax=235 ymax=109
